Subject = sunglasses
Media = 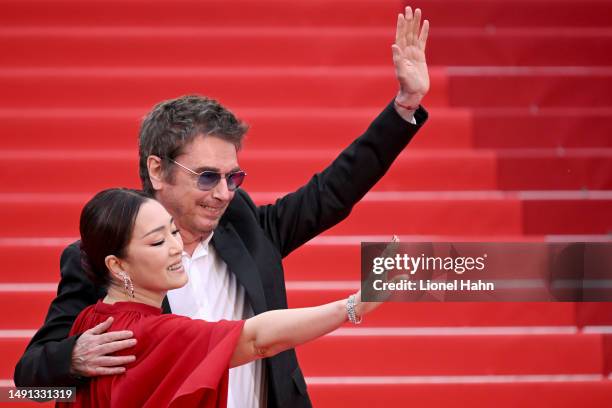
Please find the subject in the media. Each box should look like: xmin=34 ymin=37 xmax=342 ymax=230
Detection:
xmin=169 ymin=159 xmax=246 ymax=191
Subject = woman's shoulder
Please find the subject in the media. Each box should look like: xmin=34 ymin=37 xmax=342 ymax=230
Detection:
xmin=71 ymin=300 xmax=162 ymax=335
xmin=134 ymin=314 xmax=244 ymax=348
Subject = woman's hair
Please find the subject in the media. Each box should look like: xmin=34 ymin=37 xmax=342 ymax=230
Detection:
xmin=79 ymin=188 xmax=151 ymax=287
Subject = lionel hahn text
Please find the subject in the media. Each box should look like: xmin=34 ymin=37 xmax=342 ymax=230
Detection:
xmin=373 ymin=279 xmax=495 ymax=291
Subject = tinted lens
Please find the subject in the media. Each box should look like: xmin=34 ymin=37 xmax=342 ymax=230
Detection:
xmin=227 ymin=171 xmax=246 ymax=191
xmin=197 ymin=172 xmax=221 ymax=190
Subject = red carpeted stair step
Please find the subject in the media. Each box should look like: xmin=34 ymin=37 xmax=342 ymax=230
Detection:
xmin=0 ymin=0 xmax=402 ymax=28
xmin=296 ymin=331 xmax=603 ymax=376
xmin=306 ymin=380 xmax=612 ymax=408
xmin=1 ymin=150 xmax=495 ymax=192
xmin=2 ymin=150 xmax=612 ymax=192
xmin=2 ymin=28 xmax=611 ymax=67
xmin=2 ymin=0 xmax=611 ymax=28
xmin=4 ymin=108 xmax=612 ymax=151
xmin=472 ymin=108 xmax=612 ymax=149
xmin=6 ymin=235 xmax=610 ymax=283
xmin=0 ymin=67 xmax=448 ymax=109
xmin=0 ymin=289 xmax=579 ymax=329
xmin=2 ymin=192 xmax=612 ymax=236
xmin=2 ymin=67 xmax=610 ymax=110
xmin=0 ymin=331 xmax=603 ymax=379
xmin=0 ymin=192 xmax=533 ymax=239
xmin=447 ymin=67 xmax=612 ymax=108
xmin=0 ymin=107 xmax=473 ymax=151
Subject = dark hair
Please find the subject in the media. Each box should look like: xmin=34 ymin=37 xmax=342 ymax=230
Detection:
xmin=80 ymin=188 xmax=151 ymax=287
xmin=138 ymin=95 xmax=249 ymax=196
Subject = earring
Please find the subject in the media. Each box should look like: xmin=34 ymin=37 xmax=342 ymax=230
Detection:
xmin=120 ymin=272 xmax=135 ymax=298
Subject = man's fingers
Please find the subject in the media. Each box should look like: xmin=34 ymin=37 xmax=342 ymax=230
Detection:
xmin=96 ymin=338 xmax=137 ymax=356
xmin=95 ymin=355 xmax=136 ymax=368
xmin=86 ymin=316 xmax=113 ymax=335
xmin=412 ymin=8 xmax=422 ymax=46
xmin=419 ymin=19 xmax=430 ymax=52
xmin=404 ymin=6 xmax=414 ymax=46
xmin=97 ymin=330 xmax=134 ymax=344
xmin=94 ymin=366 xmax=127 ymax=376
xmin=396 ymin=13 xmax=405 ymax=50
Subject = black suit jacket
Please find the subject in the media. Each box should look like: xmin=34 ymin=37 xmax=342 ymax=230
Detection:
xmin=14 ymin=101 xmax=427 ymax=407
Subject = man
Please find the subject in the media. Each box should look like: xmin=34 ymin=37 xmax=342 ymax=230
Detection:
xmin=15 ymin=7 xmax=430 ymax=408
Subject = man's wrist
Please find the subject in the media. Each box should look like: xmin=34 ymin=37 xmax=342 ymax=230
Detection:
xmin=393 ymin=102 xmax=418 ymax=124
xmin=394 ymin=93 xmax=422 ymax=124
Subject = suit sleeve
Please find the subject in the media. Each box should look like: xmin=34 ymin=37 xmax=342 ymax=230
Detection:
xmin=256 ymin=100 xmax=428 ymax=257
xmin=13 ymin=242 xmax=102 ymax=387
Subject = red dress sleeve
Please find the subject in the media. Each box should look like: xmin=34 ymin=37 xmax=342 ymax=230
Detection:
xmin=111 ymin=315 xmax=244 ymax=408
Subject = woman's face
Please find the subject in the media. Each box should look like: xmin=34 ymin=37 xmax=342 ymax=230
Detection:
xmin=120 ymin=199 xmax=187 ymax=293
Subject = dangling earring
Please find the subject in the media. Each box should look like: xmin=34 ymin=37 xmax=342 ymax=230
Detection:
xmin=120 ymin=272 xmax=135 ymax=298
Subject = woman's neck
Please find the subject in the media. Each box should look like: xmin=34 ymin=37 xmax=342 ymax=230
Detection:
xmin=103 ymin=285 xmax=166 ymax=309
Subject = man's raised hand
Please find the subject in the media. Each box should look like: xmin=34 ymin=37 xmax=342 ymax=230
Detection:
xmin=392 ymin=6 xmax=430 ymax=111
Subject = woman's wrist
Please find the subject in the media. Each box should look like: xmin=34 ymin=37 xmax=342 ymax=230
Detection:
xmin=346 ymin=294 xmax=362 ymax=324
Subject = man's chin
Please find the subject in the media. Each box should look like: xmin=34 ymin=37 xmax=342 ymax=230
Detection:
xmin=196 ymin=217 xmax=220 ymax=235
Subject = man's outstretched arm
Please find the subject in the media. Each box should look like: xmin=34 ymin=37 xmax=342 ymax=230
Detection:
xmin=257 ymin=7 xmax=431 ymax=256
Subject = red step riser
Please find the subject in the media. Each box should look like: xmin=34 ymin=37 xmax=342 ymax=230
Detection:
xmin=296 ymin=334 xmax=603 ymax=376
xmin=0 ymin=1 xmax=403 ymax=28
xmin=0 ymin=333 xmax=603 ymax=380
xmin=307 ymin=382 xmax=612 ymax=408
xmin=0 ymin=111 xmax=474 ymax=151
xmin=449 ymin=75 xmax=612 ymax=108
xmin=523 ymin=200 xmax=612 ymax=235
xmin=2 ymin=154 xmax=612 ymax=192
xmin=3 ymin=197 xmax=612 ymax=236
xmin=498 ymin=156 xmax=612 ymax=190
xmin=2 ymin=242 xmax=554 ymax=283
xmin=5 ymin=111 xmax=612 ymax=151
xmin=2 ymin=34 xmax=612 ymax=67
xmin=2 ymin=72 xmax=609 ymax=110
xmin=0 ymin=73 xmax=449 ymax=109
xmin=2 ymin=0 xmax=611 ymax=28
xmin=289 ymin=296 xmax=580 ymax=327
xmin=0 ymin=382 xmax=611 ymax=408
xmin=473 ymin=113 xmax=612 ymax=149
xmin=0 ymin=199 xmax=511 ymax=237
xmin=0 ymin=291 xmax=582 ymax=329
xmin=3 ymin=198 xmax=612 ymax=236
xmin=0 ymin=154 xmax=499 ymax=192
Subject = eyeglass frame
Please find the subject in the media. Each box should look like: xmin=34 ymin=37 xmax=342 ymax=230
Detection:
xmin=168 ymin=159 xmax=247 ymax=191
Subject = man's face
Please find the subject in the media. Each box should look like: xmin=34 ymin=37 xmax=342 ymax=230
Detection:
xmin=154 ymin=135 xmax=240 ymax=239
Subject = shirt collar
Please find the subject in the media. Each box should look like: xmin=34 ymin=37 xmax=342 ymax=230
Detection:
xmin=184 ymin=231 xmax=214 ymax=260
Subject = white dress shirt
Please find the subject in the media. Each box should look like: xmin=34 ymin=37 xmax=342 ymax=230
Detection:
xmin=167 ymin=233 xmax=265 ymax=408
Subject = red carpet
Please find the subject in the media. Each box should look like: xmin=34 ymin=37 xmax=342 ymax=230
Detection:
xmin=1 ymin=0 xmax=611 ymax=406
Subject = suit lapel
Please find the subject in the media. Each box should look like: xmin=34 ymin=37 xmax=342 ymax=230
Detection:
xmin=212 ymin=221 xmax=267 ymax=314
xmin=161 ymin=296 xmax=171 ymax=314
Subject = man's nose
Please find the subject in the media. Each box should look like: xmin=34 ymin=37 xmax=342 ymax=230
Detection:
xmin=212 ymin=177 xmax=232 ymax=201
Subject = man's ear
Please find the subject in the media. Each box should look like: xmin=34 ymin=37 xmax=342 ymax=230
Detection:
xmin=148 ymin=155 xmax=164 ymax=191
xmin=105 ymin=255 xmax=126 ymax=281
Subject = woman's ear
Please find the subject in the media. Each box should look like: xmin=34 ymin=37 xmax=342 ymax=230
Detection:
xmin=147 ymin=155 xmax=164 ymax=191
xmin=105 ymin=254 xmax=126 ymax=281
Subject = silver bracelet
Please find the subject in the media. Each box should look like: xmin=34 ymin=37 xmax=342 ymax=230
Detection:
xmin=347 ymin=294 xmax=362 ymax=324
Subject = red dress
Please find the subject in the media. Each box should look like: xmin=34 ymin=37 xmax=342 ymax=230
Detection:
xmin=57 ymin=301 xmax=244 ymax=408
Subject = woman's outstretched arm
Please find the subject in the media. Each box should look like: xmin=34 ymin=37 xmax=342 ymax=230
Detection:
xmin=230 ymin=294 xmax=375 ymax=367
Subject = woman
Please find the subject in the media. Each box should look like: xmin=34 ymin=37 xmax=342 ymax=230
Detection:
xmin=58 ymin=188 xmax=384 ymax=407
